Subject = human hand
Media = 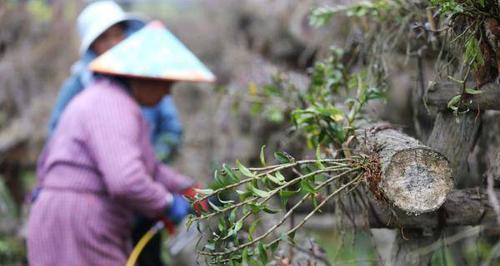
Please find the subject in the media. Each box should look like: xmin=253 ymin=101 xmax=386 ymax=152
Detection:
xmin=164 ymin=194 xmax=191 ymax=225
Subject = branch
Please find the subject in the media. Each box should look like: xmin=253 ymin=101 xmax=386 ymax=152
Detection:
xmin=193 ymin=158 xmax=359 ymax=205
xmin=199 ymin=169 xmax=362 ymax=257
xmin=290 ymin=188 xmax=500 ymax=229
xmin=426 ymin=81 xmax=500 ymax=111
xmin=368 ymin=188 xmax=500 ymax=229
xmin=193 ymin=166 xmax=355 ymax=222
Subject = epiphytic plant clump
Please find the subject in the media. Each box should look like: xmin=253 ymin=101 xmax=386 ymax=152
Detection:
xmin=189 ymin=152 xmax=372 ymax=265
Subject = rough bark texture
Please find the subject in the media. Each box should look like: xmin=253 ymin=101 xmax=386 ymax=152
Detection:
xmin=426 ymin=81 xmax=500 ymax=111
xmin=362 ymin=124 xmax=453 ymax=215
xmin=411 ymin=56 xmax=436 ymax=142
xmin=368 ymin=188 xmax=497 ymax=229
xmin=476 ymin=111 xmax=500 ymax=184
xmin=426 ymin=112 xmax=481 ymax=188
xmin=293 ymin=188 xmax=496 ymax=229
xmin=390 ymin=229 xmax=439 ymax=266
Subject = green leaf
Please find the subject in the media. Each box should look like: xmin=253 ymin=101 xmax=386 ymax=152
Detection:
xmin=464 ymin=37 xmax=485 ymax=69
xmin=259 ymin=145 xmax=267 ymax=166
xmin=288 ymin=231 xmax=297 ymax=244
xmin=279 ymin=187 xmax=301 ymax=198
xmin=223 ymin=220 xmax=243 ymax=240
xmin=223 ymin=164 xmax=240 ymax=183
xmin=269 ymin=241 xmax=280 ymax=253
xmin=262 ymin=206 xmax=280 ymax=214
xmin=237 ymin=190 xmax=253 ymax=200
xmin=195 ymin=188 xmax=214 ymax=195
xmin=274 ymin=151 xmax=295 ymax=164
xmin=301 ymin=179 xmax=317 ymax=193
xmin=248 ymin=219 xmax=260 ymax=241
xmin=465 ymin=87 xmax=482 ymax=95
xmin=266 ymin=174 xmax=285 ymax=185
xmin=217 ymin=195 xmax=235 ymax=204
xmin=279 ymin=187 xmax=301 ymax=207
xmin=229 ymin=209 xmax=237 ymax=223
xmin=250 ymin=185 xmax=270 ymax=198
xmin=447 ymin=95 xmax=462 ymax=111
xmin=229 ymin=257 xmax=239 ymax=266
xmin=310 ymin=6 xmax=336 ymax=27
xmin=237 ymin=160 xmax=254 ymax=177
xmin=315 ymin=145 xmax=325 ymax=169
xmin=218 ymin=217 xmax=226 ymax=230
xmin=242 ymin=248 xmax=250 ymax=266
xmin=204 ymin=242 xmax=215 ymax=251
xmin=276 ymin=172 xmax=286 ymax=182
xmin=257 ymin=242 xmax=268 ymax=264
xmin=265 ymin=106 xmax=285 ymax=123
xmin=249 ymin=202 xmax=263 ymax=213
xmin=213 ymin=170 xmax=224 ymax=187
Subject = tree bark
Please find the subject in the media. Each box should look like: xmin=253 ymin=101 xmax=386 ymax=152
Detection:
xmin=360 ymin=123 xmax=453 ymax=215
xmin=426 ymin=112 xmax=481 ymax=188
xmin=292 ymin=188 xmax=497 ymax=229
xmin=390 ymin=229 xmax=439 ymax=266
xmin=426 ymin=81 xmax=500 ymax=111
xmin=367 ymin=188 xmax=497 ymax=229
xmin=476 ymin=111 xmax=500 ymax=184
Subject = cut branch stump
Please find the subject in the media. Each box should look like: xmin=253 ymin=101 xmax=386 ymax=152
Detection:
xmin=360 ymin=123 xmax=454 ymax=215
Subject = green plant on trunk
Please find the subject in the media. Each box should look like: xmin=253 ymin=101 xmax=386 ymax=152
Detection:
xmin=189 ymin=45 xmax=386 ymax=266
xmin=189 ymin=153 xmax=373 ymax=265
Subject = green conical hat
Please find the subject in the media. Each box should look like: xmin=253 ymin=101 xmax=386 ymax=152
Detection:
xmin=90 ymin=20 xmax=216 ymax=83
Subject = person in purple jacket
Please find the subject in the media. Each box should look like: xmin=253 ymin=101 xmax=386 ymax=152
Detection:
xmin=27 ymin=21 xmax=215 ymax=266
xmin=44 ymin=2 xmax=184 ymax=265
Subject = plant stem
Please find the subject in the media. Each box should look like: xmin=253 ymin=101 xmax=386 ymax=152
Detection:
xmin=193 ymin=166 xmax=355 ymax=222
xmin=199 ymin=169 xmax=363 ymax=257
xmin=266 ymin=173 xmax=363 ymax=248
xmin=193 ymin=159 xmax=359 ymax=205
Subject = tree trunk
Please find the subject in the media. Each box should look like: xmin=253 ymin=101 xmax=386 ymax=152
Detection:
xmin=390 ymin=229 xmax=439 ymax=266
xmin=476 ymin=111 xmax=500 ymax=185
xmin=426 ymin=112 xmax=481 ymax=188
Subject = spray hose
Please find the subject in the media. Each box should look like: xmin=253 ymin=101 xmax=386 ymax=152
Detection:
xmin=126 ymin=186 xmax=208 ymax=266
xmin=125 ymin=221 xmax=164 ymax=266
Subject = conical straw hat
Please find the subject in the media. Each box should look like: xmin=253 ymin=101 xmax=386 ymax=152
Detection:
xmin=89 ymin=20 xmax=216 ymax=83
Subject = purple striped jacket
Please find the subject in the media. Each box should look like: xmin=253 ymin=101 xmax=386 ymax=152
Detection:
xmin=27 ymin=78 xmax=192 ymax=266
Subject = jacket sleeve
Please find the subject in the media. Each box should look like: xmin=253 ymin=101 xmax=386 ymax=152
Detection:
xmin=153 ymin=96 xmax=183 ymax=162
xmin=154 ymin=163 xmax=194 ymax=193
xmin=47 ymin=72 xmax=85 ymax=136
xmin=85 ymin=101 xmax=171 ymax=218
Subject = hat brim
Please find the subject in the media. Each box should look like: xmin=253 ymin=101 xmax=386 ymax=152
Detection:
xmin=94 ymin=69 xmax=216 ymax=83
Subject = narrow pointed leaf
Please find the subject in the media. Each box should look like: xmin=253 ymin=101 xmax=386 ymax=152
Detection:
xmin=250 ymin=185 xmax=270 ymax=198
xmin=260 ymin=145 xmax=267 ymax=166
xmin=266 ymin=174 xmax=285 ymax=185
xmin=237 ymin=160 xmax=254 ymax=177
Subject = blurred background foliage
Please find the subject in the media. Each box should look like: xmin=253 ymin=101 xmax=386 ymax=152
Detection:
xmin=0 ymin=0 xmax=499 ymax=265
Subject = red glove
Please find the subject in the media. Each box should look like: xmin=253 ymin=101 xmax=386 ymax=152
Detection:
xmin=181 ymin=183 xmax=209 ymax=216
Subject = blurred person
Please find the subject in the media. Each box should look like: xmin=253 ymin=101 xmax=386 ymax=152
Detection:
xmin=27 ymin=21 xmax=215 ymax=266
xmin=45 ymin=1 xmax=182 ymax=265
xmin=48 ymin=0 xmax=182 ymax=163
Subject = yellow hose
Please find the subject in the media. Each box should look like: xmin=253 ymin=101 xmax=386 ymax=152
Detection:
xmin=126 ymin=221 xmax=164 ymax=266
